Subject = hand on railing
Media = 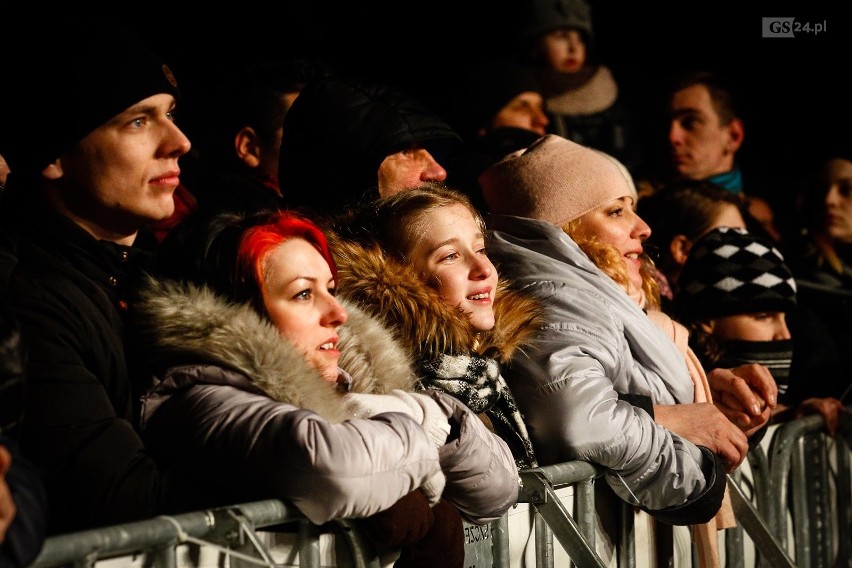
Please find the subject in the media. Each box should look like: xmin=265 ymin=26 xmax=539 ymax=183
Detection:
xmin=654 ymin=402 xmax=749 ymax=471
xmin=707 ymin=363 xmax=776 ymax=438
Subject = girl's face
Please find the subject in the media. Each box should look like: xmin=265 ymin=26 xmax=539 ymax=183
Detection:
xmin=704 ymin=312 xmax=791 ymax=342
xmin=574 ymin=196 xmax=651 ymax=293
xmin=540 ymin=28 xmax=586 ymax=73
xmin=408 ymin=203 xmax=499 ymax=331
xmin=818 ymin=158 xmax=852 ymax=243
xmin=263 ymin=238 xmax=348 ymax=383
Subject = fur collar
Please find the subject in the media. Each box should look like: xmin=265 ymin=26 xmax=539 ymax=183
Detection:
xmin=135 ymin=277 xmax=417 ymax=422
xmin=328 ymin=235 xmax=545 ymax=362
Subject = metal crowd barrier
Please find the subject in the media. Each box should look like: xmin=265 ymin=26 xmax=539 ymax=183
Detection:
xmin=764 ymin=409 xmax=852 ymax=568
xmin=28 ymin=407 xmax=851 ymax=568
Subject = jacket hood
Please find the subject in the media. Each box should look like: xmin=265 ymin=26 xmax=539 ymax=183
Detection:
xmin=134 ymin=277 xmax=417 ymax=422
xmin=328 ymin=234 xmax=545 ymax=362
xmin=278 ymin=74 xmax=462 ymax=215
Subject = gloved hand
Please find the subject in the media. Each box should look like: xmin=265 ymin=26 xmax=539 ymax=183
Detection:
xmin=344 ymin=390 xmax=451 ymax=448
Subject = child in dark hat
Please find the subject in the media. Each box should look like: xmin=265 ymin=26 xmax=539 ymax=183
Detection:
xmin=675 ymin=227 xmax=845 ymax=435
xmin=516 ymin=0 xmax=644 ymax=173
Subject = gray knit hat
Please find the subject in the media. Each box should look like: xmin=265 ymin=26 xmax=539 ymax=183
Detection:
xmin=676 ymin=227 xmax=797 ymax=321
xmin=478 ymin=134 xmax=635 ymax=226
xmin=519 ymin=0 xmax=593 ymax=42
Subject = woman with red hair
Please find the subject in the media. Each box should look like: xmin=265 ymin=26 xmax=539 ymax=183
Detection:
xmin=134 ymin=210 xmax=518 ymax=567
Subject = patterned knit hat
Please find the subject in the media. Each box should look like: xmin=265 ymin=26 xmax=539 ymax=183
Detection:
xmin=478 ymin=134 xmax=635 ymax=226
xmin=676 ymin=227 xmax=797 ymax=321
xmin=0 ymin=20 xmax=180 ymax=176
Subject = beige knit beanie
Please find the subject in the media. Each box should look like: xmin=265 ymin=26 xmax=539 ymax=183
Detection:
xmin=479 ymin=134 xmax=636 ymax=227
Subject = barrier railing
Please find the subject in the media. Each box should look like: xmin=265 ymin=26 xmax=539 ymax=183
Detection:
xmin=765 ymin=410 xmax=852 ymax=568
xmin=28 ymin=407 xmax=851 ymax=568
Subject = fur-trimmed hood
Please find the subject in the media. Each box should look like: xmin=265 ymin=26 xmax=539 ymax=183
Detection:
xmin=134 ymin=277 xmax=417 ymax=423
xmin=328 ymin=234 xmax=545 ymax=362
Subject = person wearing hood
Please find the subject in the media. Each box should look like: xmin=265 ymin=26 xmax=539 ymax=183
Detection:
xmin=277 ymin=73 xmax=463 ymax=219
xmin=136 ymin=210 xmax=519 ymax=567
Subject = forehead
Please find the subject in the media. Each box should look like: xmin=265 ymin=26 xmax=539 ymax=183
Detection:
xmin=821 ymin=158 xmax=852 ymax=180
xmin=266 ymin=238 xmax=330 ymax=278
xmin=423 ymin=203 xmax=479 ymax=230
xmin=670 ymin=84 xmax=715 ymax=115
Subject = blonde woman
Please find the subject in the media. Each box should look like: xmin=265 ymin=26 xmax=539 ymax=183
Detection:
xmin=479 ymin=134 xmax=777 ymax=567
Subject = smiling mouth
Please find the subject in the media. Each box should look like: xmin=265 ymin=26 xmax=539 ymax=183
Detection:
xmin=468 ymin=292 xmax=490 ymax=300
xmin=319 ymin=342 xmax=335 ymax=350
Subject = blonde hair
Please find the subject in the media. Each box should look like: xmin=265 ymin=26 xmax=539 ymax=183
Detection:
xmin=564 ymin=218 xmax=661 ymax=309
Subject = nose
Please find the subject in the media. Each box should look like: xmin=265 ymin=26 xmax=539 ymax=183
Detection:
xmin=470 ymin=254 xmax=495 ymax=280
xmin=322 ymin=295 xmax=348 ymax=327
xmin=632 ymin=212 xmax=652 ymax=240
xmin=668 ymin=121 xmax=685 ymax=146
xmin=418 ymin=150 xmax=447 ymax=183
xmin=164 ymin=121 xmax=192 ymax=158
xmin=825 ymin=185 xmax=841 ymax=208
xmin=773 ymin=314 xmax=791 ymax=340
xmin=531 ymin=107 xmax=550 ymax=135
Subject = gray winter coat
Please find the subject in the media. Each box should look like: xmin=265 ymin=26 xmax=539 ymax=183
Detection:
xmin=136 ymin=279 xmax=518 ymax=525
xmin=487 ymin=215 xmax=724 ymax=523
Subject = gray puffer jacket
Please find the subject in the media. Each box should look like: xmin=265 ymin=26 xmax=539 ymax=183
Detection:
xmin=487 ymin=215 xmax=725 ymax=525
xmin=136 ymin=278 xmax=518 ymax=525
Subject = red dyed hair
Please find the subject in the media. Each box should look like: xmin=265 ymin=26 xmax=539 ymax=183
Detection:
xmin=237 ymin=212 xmax=337 ymax=292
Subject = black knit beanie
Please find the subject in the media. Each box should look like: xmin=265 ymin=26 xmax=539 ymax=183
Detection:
xmin=0 ymin=20 xmax=180 ymax=176
xmin=676 ymin=227 xmax=797 ymax=321
xmin=459 ymin=60 xmax=543 ymax=136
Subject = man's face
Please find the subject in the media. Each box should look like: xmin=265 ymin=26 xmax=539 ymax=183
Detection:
xmin=490 ymin=92 xmax=550 ymax=136
xmin=667 ymin=84 xmax=741 ymax=180
xmin=50 ymin=93 xmax=191 ymax=244
xmin=376 ymin=145 xmax=448 ymax=197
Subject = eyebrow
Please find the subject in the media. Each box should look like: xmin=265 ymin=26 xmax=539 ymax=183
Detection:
xmin=427 ymin=232 xmax=486 ymax=253
xmin=117 ymin=98 xmax=177 ymax=119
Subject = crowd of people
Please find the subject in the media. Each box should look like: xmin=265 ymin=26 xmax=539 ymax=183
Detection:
xmin=1 ymin=6 xmax=850 ymax=568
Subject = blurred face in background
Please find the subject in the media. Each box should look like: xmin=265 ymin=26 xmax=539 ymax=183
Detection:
xmin=488 ymin=92 xmax=550 ymax=136
xmin=667 ymin=84 xmax=742 ymax=181
xmin=818 ymin=158 xmax=852 ymax=243
xmin=539 ymin=28 xmax=586 ymax=73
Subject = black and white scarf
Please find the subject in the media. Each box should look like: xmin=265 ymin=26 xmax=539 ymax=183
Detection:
xmin=419 ymin=354 xmax=538 ymax=470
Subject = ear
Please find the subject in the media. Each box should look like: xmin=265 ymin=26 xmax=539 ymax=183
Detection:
xmin=725 ymin=118 xmax=744 ymax=154
xmin=670 ymin=234 xmax=693 ymax=266
xmin=234 ymin=127 xmax=262 ymax=169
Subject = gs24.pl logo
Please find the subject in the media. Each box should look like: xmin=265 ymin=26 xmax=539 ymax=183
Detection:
xmin=762 ymin=18 xmax=827 ymax=37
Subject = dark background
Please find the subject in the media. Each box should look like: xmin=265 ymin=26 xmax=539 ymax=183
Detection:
xmin=139 ymin=2 xmax=852 ymax=219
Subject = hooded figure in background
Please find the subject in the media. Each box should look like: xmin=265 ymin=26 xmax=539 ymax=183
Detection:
xmin=278 ymin=73 xmax=462 ymax=218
